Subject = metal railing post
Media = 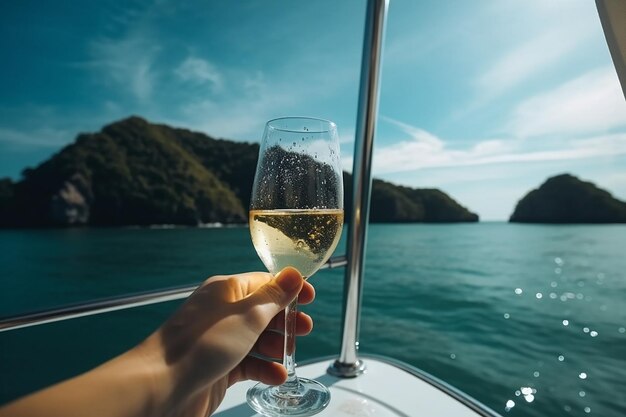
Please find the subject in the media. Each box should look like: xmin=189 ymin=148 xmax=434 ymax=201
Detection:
xmin=328 ymin=0 xmax=388 ymax=378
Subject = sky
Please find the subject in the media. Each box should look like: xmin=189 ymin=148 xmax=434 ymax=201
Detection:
xmin=1 ymin=0 xmax=625 ymax=220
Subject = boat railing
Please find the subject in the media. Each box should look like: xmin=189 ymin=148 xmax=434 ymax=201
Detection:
xmin=0 ymin=256 xmax=348 ymax=333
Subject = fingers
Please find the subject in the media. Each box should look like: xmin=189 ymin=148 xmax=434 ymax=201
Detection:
xmin=298 ymin=281 xmax=315 ymax=305
xmin=243 ymin=267 xmax=304 ymax=331
xmin=229 ymin=356 xmax=287 ymax=387
xmin=267 ymin=311 xmax=313 ymax=335
xmin=253 ymin=314 xmax=313 ymax=358
xmin=253 ymin=332 xmax=284 ymax=359
xmin=227 ymin=271 xmax=313 ymax=302
xmin=233 ymin=271 xmax=274 ymax=295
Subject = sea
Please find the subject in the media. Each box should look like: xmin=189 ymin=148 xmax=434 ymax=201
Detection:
xmin=0 ymin=223 xmax=625 ymax=416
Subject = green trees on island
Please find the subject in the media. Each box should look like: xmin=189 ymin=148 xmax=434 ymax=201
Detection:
xmin=510 ymin=173 xmax=626 ymax=223
xmin=0 ymin=117 xmax=479 ymax=227
xmin=3 ymin=118 xmax=625 ymax=227
xmin=1 ymin=117 xmax=248 ymax=226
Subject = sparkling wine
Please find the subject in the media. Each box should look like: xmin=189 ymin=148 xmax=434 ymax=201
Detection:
xmin=249 ymin=209 xmax=344 ymax=278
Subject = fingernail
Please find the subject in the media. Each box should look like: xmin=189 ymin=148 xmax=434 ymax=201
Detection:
xmin=275 ymin=268 xmax=302 ymax=291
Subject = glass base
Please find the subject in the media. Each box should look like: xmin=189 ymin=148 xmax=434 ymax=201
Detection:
xmin=247 ymin=378 xmax=331 ymax=417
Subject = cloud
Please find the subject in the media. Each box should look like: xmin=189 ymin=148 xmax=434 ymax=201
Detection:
xmin=0 ymin=126 xmax=71 ymax=148
xmin=355 ymin=116 xmax=513 ymax=173
xmin=338 ymin=127 xmax=355 ymax=145
xmin=600 ymin=172 xmax=626 ymax=196
xmin=175 ymin=57 xmax=222 ymax=90
xmin=507 ymin=67 xmax=626 ymax=138
xmin=175 ymin=99 xmax=264 ymax=140
xmin=444 ymin=1 xmax=598 ymax=121
xmin=166 ymin=57 xmax=354 ymax=141
xmin=172 ymin=76 xmax=297 ymax=140
xmin=87 ymin=33 xmax=160 ymax=102
xmin=476 ymin=26 xmax=588 ymax=103
xmin=343 ymin=116 xmax=626 ymax=175
xmin=380 ymin=116 xmax=446 ymax=150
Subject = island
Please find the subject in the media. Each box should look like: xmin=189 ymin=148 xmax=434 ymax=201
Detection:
xmin=0 ymin=116 xmax=478 ymax=227
xmin=510 ymin=173 xmax=626 ymax=223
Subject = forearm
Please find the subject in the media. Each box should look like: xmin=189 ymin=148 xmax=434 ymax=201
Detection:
xmin=0 ymin=270 xmax=309 ymax=417
xmin=0 ymin=340 xmax=170 ymax=417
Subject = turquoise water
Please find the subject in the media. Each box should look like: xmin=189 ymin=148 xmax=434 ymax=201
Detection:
xmin=0 ymin=224 xmax=625 ymax=416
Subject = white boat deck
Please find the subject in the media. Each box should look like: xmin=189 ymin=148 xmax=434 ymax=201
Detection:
xmin=214 ymin=356 xmax=499 ymax=417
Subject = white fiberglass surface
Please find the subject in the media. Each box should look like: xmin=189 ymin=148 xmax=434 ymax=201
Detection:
xmin=214 ymin=358 xmax=487 ymax=417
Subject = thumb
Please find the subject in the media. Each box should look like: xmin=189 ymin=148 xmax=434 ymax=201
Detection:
xmin=245 ymin=267 xmax=304 ymax=329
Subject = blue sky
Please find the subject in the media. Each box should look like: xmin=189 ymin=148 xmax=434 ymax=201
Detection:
xmin=1 ymin=0 xmax=625 ymax=220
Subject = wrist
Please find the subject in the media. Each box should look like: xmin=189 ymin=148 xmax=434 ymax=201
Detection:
xmin=125 ymin=335 xmax=175 ymax=417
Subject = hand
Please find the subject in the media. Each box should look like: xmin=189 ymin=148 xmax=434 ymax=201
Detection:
xmin=0 ymin=268 xmax=313 ymax=417
xmin=145 ymin=267 xmax=314 ymax=417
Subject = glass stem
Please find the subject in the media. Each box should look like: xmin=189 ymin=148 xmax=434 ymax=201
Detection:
xmin=279 ymin=297 xmax=299 ymax=394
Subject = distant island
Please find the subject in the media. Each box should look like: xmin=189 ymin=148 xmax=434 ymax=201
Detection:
xmin=0 ymin=116 xmax=478 ymax=227
xmin=510 ymin=173 xmax=626 ymax=223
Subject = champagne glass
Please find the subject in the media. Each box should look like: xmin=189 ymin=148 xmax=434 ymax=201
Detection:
xmin=247 ymin=117 xmax=344 ymax=416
